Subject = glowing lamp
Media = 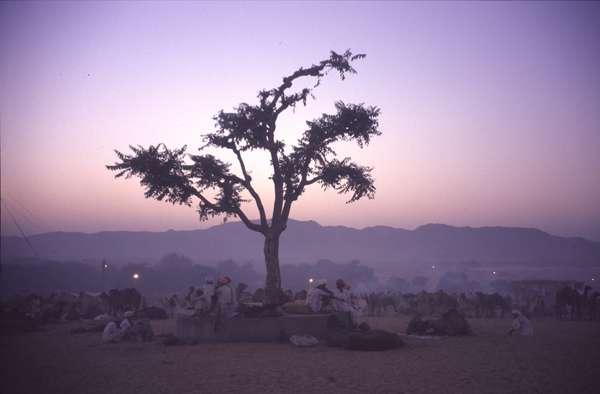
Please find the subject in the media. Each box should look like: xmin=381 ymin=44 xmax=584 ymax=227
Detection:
xmin=133 ymin=273 xmax=140 ymax=279
xmin=308 ymin=278 xmax=314 ymax=283
xmin=492 ymin=271 xmax=497 ymax=275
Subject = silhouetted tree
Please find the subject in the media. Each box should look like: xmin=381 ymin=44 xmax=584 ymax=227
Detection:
xmin=107 ymin=50 xmax=381 ymax=303
xmin=156 ymin=253 xmax=194 ymax=271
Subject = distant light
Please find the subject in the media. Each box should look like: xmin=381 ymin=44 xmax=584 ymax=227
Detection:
xmin=103 ymin=263 xmax=109 ymax=269
xmin=133 ymin=273 xmax=140 ymax=279
xmin=431 ymin=265 xmax=436 ymax=270
xmin=492 ymin=271 xmax=497 ymax=275
xmin=308 ymin=278 xmax=314 ymax=283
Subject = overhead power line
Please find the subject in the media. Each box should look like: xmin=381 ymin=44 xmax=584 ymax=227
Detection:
xmin=1 ymin=197 xmax=39 ymax=258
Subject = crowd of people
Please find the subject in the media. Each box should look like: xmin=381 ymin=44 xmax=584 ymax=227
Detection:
xmin=162 ymin=276 xmax=239 ymax=319
xmin=9 ymin=274 xmax=598 ymax=341
xmin=101 ymin=310 xmax=154 ymax=343
xmin=161 ymin=276 xmax=360 ymax=319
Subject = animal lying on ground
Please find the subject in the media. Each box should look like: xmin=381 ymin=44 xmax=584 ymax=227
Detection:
xmin=406 ymin=309 xmax=471 ymax=336
xmin=138 ymin=306 xmax=168 ymax=320
xmin=327 ymin=325 xmax=404 ymax=351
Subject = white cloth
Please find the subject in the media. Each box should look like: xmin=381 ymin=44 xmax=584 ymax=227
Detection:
xmin=191 ymin=284 xmax=215 ymax=312
xmin=215 ymin=284 xmax=237 ymax=318
xmin=216 ymin=284 xmax=235 ymax=305
xmin=306 ymin=287 xmax=329 ymax=312
xmin=333 ymin=288 xmax=352 ymax=312
xmin=334 ymin=287 xmax=361 ymax=324
xmin=120 ymin=318 xmax=132 ymax=331
xmin=102 ymin=321 xmax=121 ymax=343
xmin=512 ymin=314 xmax=534 ymax=336
xmin=289 ymin=335 xmax=319 ymax=347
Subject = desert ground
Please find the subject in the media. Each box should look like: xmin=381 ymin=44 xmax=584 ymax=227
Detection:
xmin=1 ymin=316 xmax=599 ymax=394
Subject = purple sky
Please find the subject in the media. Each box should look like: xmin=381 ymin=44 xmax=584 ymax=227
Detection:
xmin=1 ymin=1 xmax=599 ymax=241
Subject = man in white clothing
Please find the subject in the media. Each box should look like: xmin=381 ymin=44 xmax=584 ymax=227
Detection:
xmin=306 ymin=279 xmax=333 ymax=312
xmin=215 ymin=276 xmax=237 ymax=318
xmin=508 ymin=309 xmax=534 ymax=336
xmin=333 ymin=278 xmax=361 ymax=327
xmin=195 ymin=278 xmax=215 ymax=312
xmin=333 ymin=279 xmax=352 ymax=312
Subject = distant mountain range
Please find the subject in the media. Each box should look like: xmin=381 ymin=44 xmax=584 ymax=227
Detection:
xmin=2 ymin=220 xmax=600 ymax=268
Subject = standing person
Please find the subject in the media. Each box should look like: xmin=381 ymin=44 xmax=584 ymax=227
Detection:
xmin=197 ymin=278 xmax=215 ymax=312
xmin=508 ymin=309 xmax=534 ymax=336
xmin=214 ymin=276 xmax=237 ymax=319
xmin=184 ymin=286 xmax=196 ymax=308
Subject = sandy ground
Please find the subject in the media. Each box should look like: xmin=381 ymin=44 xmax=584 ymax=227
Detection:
xmin=1 ymin=316 xmax=599 ymax=394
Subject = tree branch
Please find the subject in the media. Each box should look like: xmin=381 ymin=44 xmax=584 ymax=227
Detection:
xmin=317 ymin=158 xmax=375 ymax=203
xmin=235 ymin=207 xmax=264 ymax=233
xmin=304 ymin=176 xmax=322 ymax=186
xmin=233 ymin=147 xmax=268 ymax=229
xmin=269 ymin=50 xmax=366 ymax=116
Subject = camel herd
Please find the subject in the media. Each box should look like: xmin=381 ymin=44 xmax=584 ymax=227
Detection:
xmin=363 ymin=285 xmax=600 ymax=321
xmin=2 ymin=282 xmax=599 ymax=336
xmin=0 ymin=288 xmax=151 ymax=334
xmin=555 ymin=285 xmax=600 ymax=321
xmin=363 ymin=291 xmax=512 ymax=318
xmin=161 ymin=283 xmax=600 ymax=321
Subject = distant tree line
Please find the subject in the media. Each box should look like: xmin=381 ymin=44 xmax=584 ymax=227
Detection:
xmin=0 ymin=255 xmax=379 ymax=298
xmin=1 ymin=254 xmax=502 ymax=299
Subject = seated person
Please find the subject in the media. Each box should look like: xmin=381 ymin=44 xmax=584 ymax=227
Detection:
xmin=102 ymin=311 xmax=134 ymax=343
xmin=306 ymin=279 xmax=335 ymax=312
xmin=508 ymin=309 xmax=534 ymax=336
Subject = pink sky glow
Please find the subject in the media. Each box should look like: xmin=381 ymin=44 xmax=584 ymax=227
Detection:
xmin=1 ymin=1 xmax=599 ymax=240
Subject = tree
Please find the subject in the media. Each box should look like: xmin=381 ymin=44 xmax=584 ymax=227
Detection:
xmin=156 ymin=253 xmax=194 ymax=271
xmin=106 ymin=50 xmax=382 ymax=303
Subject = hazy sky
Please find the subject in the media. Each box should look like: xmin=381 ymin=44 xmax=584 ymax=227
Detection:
xmin=1 ymin=1 xmax=599 ymax=241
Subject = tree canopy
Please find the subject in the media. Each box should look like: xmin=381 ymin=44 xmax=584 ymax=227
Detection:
xmin=107 ymin=50 xmax=381 ymax=236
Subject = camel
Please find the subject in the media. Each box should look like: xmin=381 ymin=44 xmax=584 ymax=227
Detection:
xmin=473 ymin=292 xmax=511 ymax=318
xmin=103 ymin=288 xmax=142 ymax=315
xmin=555 ymin=285 xmax=591 ymax=320
xmin=590 ymin=291 xmax=600 ymax=321
xmin=407 ymin=309 xmax=471 ymax=336
xmin=367 ymin=293 xmax=398 ymax=316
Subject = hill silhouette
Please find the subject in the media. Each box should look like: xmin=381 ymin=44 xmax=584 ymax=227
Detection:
xmin=2 ymin=220 xmax=599 ymax=269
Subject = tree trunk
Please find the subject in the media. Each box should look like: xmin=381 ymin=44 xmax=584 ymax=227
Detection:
xmin=263 ymin=232 xmax=282 ymax=305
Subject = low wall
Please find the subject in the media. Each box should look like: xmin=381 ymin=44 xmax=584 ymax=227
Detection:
xmin=175 ymin=315 xmax=217 ymax=343
xmin=175 ymin=312 xmax=344 ymax=343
